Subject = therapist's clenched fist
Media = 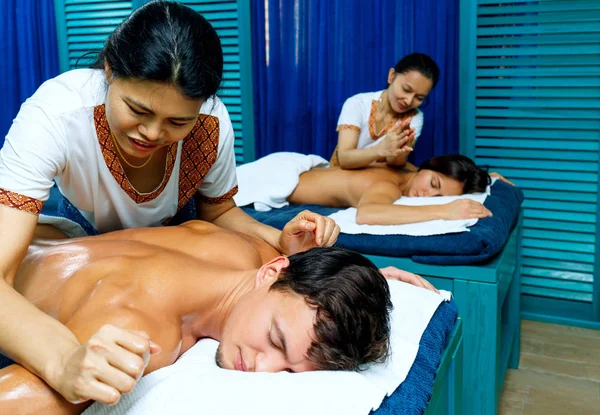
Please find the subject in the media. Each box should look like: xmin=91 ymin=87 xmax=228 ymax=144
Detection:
xmin=53 ymin=325 xmax=160 ymax=405
xmin=278 ymin=210 xmax=340 ymax=255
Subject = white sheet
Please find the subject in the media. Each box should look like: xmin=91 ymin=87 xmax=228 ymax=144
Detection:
xmin=85 ymin=283 xmax=452 ymax=415
xmin=234 ymin=152 xmax=329 ymax=211
xmin=328 ymin=177 xmax=496 ymax=236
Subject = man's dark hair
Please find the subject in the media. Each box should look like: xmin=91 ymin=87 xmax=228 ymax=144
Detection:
xmin=92 ymin=0 xmax=223 ymax=100
xmin=419 ymin=154 xmax=491 ymax=193
xmin=270 ymin=247 xmax=393 ymax=371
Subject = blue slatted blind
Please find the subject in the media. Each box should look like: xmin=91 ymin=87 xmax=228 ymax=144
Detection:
xmin=181 ymin=1 xmax=248 ymax=163
xmin=473 ymin=1 xmax=600 ymax=305
xmin=54 ymin=0 xmax=253 ymax=163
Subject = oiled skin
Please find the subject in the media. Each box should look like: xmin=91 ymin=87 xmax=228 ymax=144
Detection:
xmin=0 ymin=220 xmax=280 ymax=415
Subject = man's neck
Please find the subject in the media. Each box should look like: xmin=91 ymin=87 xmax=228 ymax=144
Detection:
xmin=171 ymin=268 xmax=257 ymax=342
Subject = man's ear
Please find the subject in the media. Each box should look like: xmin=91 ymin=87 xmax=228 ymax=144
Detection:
xmin=387 ymin=68 xmax=396 ymax=86
xmin=254 ymin=256 xmax=290 ymax=289
xmin=104 ymin=59 xmax=113 ymax=82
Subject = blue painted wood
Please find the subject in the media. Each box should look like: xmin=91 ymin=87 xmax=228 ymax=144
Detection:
xmin=459 ymin=0 xmax=477 ymax=159
xmin=369 ymin=214 xmax=522 ymax=415
xmin=423 ymin=319 xmax=463 ymax=415
xmin=453 ymin=279 xmax=499 ymax=415
xmin=236 ymin=0 xmax=255 ymax=163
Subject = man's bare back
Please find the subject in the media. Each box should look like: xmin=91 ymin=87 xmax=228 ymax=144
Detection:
xmin=1 ymin=222 xmax=283 ymax=415
xmin=14 ymin=221 xmax=280 ymax=370
xmin=289 ymin=164 xmax=410 ymax=207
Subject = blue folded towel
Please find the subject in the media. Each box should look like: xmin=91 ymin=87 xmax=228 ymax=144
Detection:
xmin=373 ymin=300 xmax=458 ymax=415
xmin=242 ymin=180 xmax=523 ymax=264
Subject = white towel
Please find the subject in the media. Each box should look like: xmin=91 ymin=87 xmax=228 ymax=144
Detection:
xmin=84 ymin=282 xmax=452 ymax=415
xmin=38 ymin=214 xmax=87 ymax=238
xmin=233 ymin=152 xmax=329 ymax=211
xmin=328 ymin=177 xmax=497 ymax=236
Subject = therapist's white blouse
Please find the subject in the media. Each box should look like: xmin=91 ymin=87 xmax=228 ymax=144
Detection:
xmin=0 ymin=69 xmax=238 ymax=233
xmin=330 ymin=90 xmax=423 ymax=165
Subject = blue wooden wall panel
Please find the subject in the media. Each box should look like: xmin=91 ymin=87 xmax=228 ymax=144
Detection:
xmin=462 ymin=0 xmax=600 ymax=323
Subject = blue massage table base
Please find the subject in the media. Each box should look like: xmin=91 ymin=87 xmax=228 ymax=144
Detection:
xmin=366 ymin=210 xmax=522 ymax=415
xmin=424 ymin=318 xmax=463 ymax=415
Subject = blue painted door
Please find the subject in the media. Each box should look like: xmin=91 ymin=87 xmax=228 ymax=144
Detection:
xmin=54 ymin=0 xmax=254 ymax=163
xmin=460 ymin=0 xmax=600 ymax=324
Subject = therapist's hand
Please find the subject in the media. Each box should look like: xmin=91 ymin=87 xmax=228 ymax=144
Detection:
xmin=377 ymin=118 xmax=415 ymax=158
xmin=278 ymin=210 xmax=340 ymax=255
xmin=489 ymin=172 xmax=515 ymax=186
xmin=54 ymin=325 xmax=161 ymax=405
xmin=379 ymin=266 xmax=439 ymax=293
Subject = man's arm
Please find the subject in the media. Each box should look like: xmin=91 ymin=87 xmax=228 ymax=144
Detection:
xmin=0 ymin=304 xmax=170 ymax=415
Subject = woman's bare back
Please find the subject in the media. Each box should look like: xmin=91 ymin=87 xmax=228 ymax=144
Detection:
xmin=288 ymin=164 xmax=411 ymax=207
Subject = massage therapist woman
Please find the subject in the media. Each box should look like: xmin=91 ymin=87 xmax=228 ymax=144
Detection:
xmin=0 ymin=1 xmax=338 ymax=406
xmin=331 ymin=53 xmax=440 ymax=169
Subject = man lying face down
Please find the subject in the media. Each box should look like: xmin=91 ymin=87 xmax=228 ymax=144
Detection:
xmin=0 ymin=214 xmax=398 ymax=415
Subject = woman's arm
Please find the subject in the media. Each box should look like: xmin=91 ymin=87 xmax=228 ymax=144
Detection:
xmin=195 ymin=197 xmax=339 ymax=254
xmin=355 ymin=183 xmax=492 ymax=225
xmin=336 ymin=129 xmax=382 ymax=169
xmin=0 ymin=207 xmax=84 ymax=397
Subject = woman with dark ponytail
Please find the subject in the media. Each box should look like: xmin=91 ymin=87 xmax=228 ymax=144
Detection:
xmin=0 ymin=1 xmax=338 ymax=407
xmin=331 ymin=53 xmax=440 ymax=170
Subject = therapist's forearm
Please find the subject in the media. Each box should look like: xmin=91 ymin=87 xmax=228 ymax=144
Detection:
xmin=212 ymin=206 xmax=282 ymax=251
xmin=338 ymin=147 xmax=381 ymax=170
xmin=0 ymin=277 xmax=80 ymax=390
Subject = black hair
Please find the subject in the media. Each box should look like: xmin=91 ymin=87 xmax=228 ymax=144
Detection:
xmin=91 ymin=0 xmax=223 ymax=100
xmin=388 ymin=52 xmax=440 ymax=89
xmin=271 ymin=247 xmax=393 ymax=371
xmin=419 ymin=154 xmax=491 ymax=193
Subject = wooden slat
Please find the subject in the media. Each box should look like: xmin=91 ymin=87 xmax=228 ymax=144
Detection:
xmin=476 ymin=137 xmax=598 ymax=150
xmin=477 ymin=33 xmax=598 ymax=47
xmin=521 ymin=277 xmax=593 ymax=293
xmin=478 ymin=1 xmax=600 ymax=15
xmin=475 ymin=118 xmax=600 ymax=131
xmin=475 ymin=108 xmax=600 ymax=120
xmin=523 ymin=219 xmax=595 ymax=235
xmin=477 ymin=55 xmax=600 ymax=67
xmin=522 ymin=266 xmax=593 ymax=283
xmin=523 ymin=229 xmax=595 ymax=244
xmin=476 ymin=148 xmax=597 ymax=162
xmin=521 ymin=286 xmax=592 ymax=303
xmin=478 ymin=10 xmax=600 ymax=26
xmin=522 ymin=200 xmax=595 ymax=214
xmin=522 ymin=257 xmax=593 ymax=274
xmin=477 ymin=158 xmax=597 ymax=173
xmin=522 ymin=247 xmax=594 ymax=264
xmin=476 ymin=88 xmax=600 ymax=99
xmin=521 ymin=190 xmax=597 ymax=204
xmin=476 ymin=77 xmax=600 ymax=88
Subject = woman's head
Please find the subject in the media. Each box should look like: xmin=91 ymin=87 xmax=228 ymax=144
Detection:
xmin=386 ymin=53 xmax=440 ymax=114
xmin=93 ymin=1 xmax=223 ymax=160
xmin=408 ymin=154 xmax=490 ymax=197
xmin=94 ymin=1 xmax=223 ymax=100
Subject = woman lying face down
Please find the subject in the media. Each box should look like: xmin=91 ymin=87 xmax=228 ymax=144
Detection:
xmin=288 ymin=154 xmax=503 ymax=226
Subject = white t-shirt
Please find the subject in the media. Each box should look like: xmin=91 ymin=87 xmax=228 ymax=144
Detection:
xmin=0 ymin=69 xmax=238 ymax=233
xmin=331 ymin=90 xmax=423 ymax=164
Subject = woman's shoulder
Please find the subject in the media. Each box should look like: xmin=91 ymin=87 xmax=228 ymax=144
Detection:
xmin=346 ymin=90 xmax=382 ymax=103
xmin=25 ymin=69 xmax=106 ymax=117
